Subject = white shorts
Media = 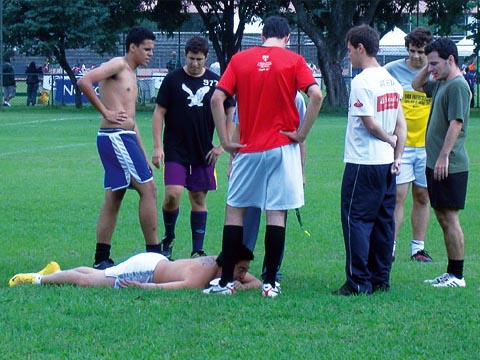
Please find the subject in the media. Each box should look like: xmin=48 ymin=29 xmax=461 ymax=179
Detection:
xmin=104 ymin=253 xmax=168 ymax=289
xmin=396 ymin=146 xmax=427 ymax=187
xmin=227 ymin=143 xmax=304 ymax=210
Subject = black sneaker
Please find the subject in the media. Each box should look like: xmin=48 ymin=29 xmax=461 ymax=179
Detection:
xmin=93 ymin=258 xmax=114 ymax=270
xmin=411 ymin=249 xmax=432 ymax=262
xmin=191 ymin=250 xmax=207 ymax=258
xmin=331 ymin=282 xmax=359 ymax=296
xmin=161 ymin=236 xmax=174 ymax=260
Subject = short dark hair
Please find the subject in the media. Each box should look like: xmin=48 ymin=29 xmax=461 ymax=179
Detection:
xmin=345 ymin=24 xmax=379 ymax=57
xmin=405 ymin=27 xmax=433 ymax=48
xmin=216 ymin=245 xmax=254 ymax=267
xmin=125 ymin=27 xmax=155 ymax=53
xmin=262 ymin=15 xmax=290 ymax=39
xmin=185 ymin=36 xmax=209 ymax=56
xmin=425 ymin=38 xmax=459 ymax=66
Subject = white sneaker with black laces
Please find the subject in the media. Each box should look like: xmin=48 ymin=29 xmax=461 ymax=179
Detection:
xmin=261 ymin=283 xmax=281 ymax=298
xmin=431 ymin=273 xmax=466 ymax=288
xmin=203 ymin=281 xmax=235 ymax=295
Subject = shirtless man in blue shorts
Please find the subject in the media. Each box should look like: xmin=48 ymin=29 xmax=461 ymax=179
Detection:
xmin=78 ymin=27 xmax=161 ymax=270
xmin=8 ymin=246 xmax=261 ymax=292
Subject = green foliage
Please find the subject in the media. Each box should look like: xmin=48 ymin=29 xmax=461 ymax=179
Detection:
xmin=1 ymin=107 xmax=480 ymax=359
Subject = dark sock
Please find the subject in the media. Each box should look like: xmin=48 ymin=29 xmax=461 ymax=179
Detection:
xmin=447 ymin=259 xmax=464 ymax=279
xmin=264 ymin=225 xmax=285 ymax=287
xmin=191 ymin=211 xmax=207 ymax=252
xmin=146 ymin=244 xmax=162 ymax=254
xmin=219 ymin=225 xmax=243 ymax=287
xmin=95 ymin=243 xmax=111 ymax=263
xmin=163 ymin=208 xmax=179 ymax=240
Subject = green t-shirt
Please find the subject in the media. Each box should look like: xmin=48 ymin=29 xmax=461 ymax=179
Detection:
xmin=423 ymin=76 xmax=470 ymax=173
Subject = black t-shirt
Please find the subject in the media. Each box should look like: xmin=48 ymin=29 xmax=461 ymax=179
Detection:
xmin=156 ymin=68 xmax=235 ymax=165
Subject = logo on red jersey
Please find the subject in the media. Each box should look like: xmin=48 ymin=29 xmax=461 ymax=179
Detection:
xmin=354 ymin=99 xmax=363 ymax=108
xmin=377 ymin=93 xmax=400 ymax=111
xmin=257 ymin=55 xmax=272 ymax=72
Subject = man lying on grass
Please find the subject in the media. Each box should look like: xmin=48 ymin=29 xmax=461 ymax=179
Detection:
xmin=8 ymin=246 xmax=261 ymax=292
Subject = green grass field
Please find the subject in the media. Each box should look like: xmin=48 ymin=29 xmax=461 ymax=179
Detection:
xmin=1 ymin=106 xmax=479 ymax=359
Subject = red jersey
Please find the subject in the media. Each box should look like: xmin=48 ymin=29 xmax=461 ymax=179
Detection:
xmin=217 ymin=46 xmax=317 ymax=153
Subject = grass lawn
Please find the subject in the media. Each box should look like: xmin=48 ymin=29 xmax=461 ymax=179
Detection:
xmin=0 ymin=106 xmax=479 ymax=359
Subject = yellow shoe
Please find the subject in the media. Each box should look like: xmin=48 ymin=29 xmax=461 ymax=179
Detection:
xmin=8 ymin=273 xmax=36 ymax=287
xmin=37 ymin=261 xmax=60 ymax=275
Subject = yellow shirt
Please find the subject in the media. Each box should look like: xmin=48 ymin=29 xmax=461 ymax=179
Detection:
xmin=401 ymin=90 xmax=431 ymax=147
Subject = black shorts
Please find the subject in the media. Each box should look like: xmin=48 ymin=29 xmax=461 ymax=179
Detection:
xmin=426 ymin=167 xmax=468 ymax=209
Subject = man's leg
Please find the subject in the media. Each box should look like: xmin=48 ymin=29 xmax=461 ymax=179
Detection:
xmin=410 ymin=184 xmax=431 ymax=258
xmin=243 ymin=207 xmax=262 ymax=252
xmin=188 ymin=190 xmax=208 ymax=256
xmin=219 ymin=205 xmax=246 ymax=286
xmin=94 ymin=188 xmax=126 ymax=267
xmin=393 ymin=183 xmax=409 ymax=258
xmin=161 ymin=185 xmax=183 ymax=258
xmin=434 ymin=207 xmax=465 ymax=279
xmin=263 ymin=210 xmax=286 ymax=287
xmin=41 ymin=268 xmax=115 ymax=287
xmin=131 ymin=179 xmax=161 ymax=253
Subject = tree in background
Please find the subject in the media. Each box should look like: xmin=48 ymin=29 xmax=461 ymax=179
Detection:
xmin=148 ymin=0 xmax=289 ymax=74
xmin=2 ymin=0 xmax=145 ymax=108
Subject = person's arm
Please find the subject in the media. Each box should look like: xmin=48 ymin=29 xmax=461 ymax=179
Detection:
xmin=205 ymin=105 xmax=235 ymax=165
xmin=360 ymin=115 xmax=398 ymax=148
xmin=233 ymin=272 xmax=262 ymax=291
xmin=77 ymin=58 xmax=128 ymax=125
xmin=118 ymin=279 xmax=193 ymax=290
xmin=211 ymin=90 xmax=244 ymax=154
xmin=434 ymin=119 xmax=463 ymax=181
xmin=151 ymin=105 xmax=167 ymax=169
xmin=412 ymin=65 xmax=430 ymax=92
xmin=391 ymin=105 xmax=407 ymax=175
xmin=280 ymin=85 xmax=323 ymax=142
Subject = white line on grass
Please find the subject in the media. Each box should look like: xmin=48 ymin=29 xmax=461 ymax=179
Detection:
xmin=0 ymin=143 xmax=92 ymax=158
xmin=3 ymin=116 xmax=96 ymax=126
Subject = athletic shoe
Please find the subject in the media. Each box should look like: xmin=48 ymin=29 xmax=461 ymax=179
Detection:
xmin=191 ymin=250 xmax=207 ymax=258
xmin=203 ymin=282 xmax=235 ymax=295
xmin=8 ymin=273 xmax=36 ymax=287
xmin=261 ymin=283 xmax=281 ymax=298
xmin=424 ymin=272 xmax=449 ymax=285
xmin=331 ymin=282 xmax=360 ymax=296
xmin=161 ymin=236 xmax=174 ymax=260
xmin=411 ymin=249 xmax=433 ymax=262
xmin=4 ymin=101 xmax=11 ymax=107
xmin=430 ymin=273 xmax=466 ymax=288
xmin=37 ymin=261 xmax=61 ymax=275
xmin=93 ymin=258 xmax=114 ymax=270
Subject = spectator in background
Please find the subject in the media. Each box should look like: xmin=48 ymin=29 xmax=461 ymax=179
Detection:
xmin=2 ymin=56 xmax=16 ymax=107
xmin=25 ymin=61 xmax=43 ymax=106
xmin=166 ymin=51 xmax=181 ymax=72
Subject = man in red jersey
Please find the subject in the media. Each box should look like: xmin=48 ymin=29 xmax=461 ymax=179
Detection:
xmin=204 ymin=15 xmax=323 ymax=297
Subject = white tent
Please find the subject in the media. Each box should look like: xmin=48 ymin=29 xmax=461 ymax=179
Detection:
xmin=234 ymin=14 xmax=262 ymax=34
xmin=379 ymin=27 xmax=408 ymax=56
xmin=457 ymin=36 xmax=476 ymax=57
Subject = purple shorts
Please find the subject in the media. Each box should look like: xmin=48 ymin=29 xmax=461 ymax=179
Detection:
xmin=164 ymin=161 xmax=217 ymax=192
xmin=97 ymin=129 xmax=153 ymax=191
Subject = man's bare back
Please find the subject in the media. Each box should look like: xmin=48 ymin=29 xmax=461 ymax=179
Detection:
xmin=153 ymin=256 xmax=220 ymax=289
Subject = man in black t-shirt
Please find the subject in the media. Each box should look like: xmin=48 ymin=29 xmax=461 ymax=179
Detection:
xmin=152 ymin=36 xmax=235 ymax=259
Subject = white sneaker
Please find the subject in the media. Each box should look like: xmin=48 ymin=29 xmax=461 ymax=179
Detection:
xmin=203 ymin=281 xmax=235 ymax=295
xmin=424 ymin=273 xmax=450 ymax=285
xmin=261 ymin=283 xmax=281 ymax=298
xmin=431 ymin=273 xmax=466 ymax=288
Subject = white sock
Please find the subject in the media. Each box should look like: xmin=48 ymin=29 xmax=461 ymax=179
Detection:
xmin=33 ymin=274 xmax=43 ymax=285
xmin=411 ymin=240 xmax=424 ymax=256
xmin=392 ymin=241 xmax=397 ymax=256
